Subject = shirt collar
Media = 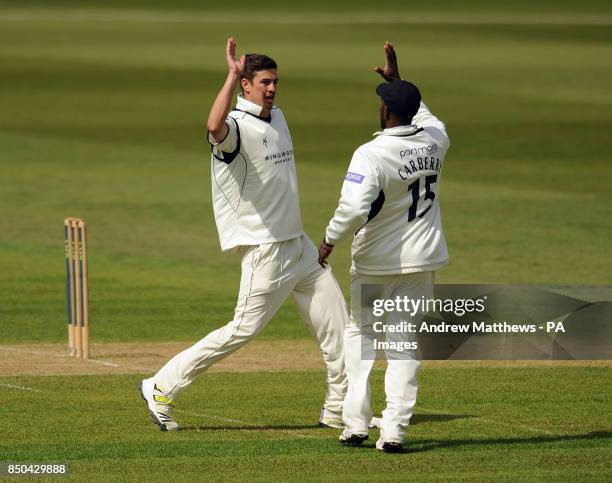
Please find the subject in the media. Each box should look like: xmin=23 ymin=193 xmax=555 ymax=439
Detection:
xmin=236 ymin=95 xmax=264 ymax=116
xmin=373 ymin=125 xmax=420 ymax=137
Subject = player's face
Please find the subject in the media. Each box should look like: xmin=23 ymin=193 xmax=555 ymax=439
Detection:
xmin=243 ymin=69 xmax=279 ymax=110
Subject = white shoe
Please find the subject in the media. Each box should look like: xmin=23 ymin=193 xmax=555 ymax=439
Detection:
xmin=139 ymin=377 xmax=179 ymax=431
xmin=369 ymin=416 xmax=382 ymax=429
xmin=376 ymin=435 xmax=403 ymax=453
xmin=339 ymin=429 xmax=368 ymax=447
xmin=319 ymin=408 xmax=344 ymax=429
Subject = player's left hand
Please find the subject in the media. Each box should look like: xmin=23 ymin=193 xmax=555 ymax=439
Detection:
xmin=374 ymin=41 xmax=401 ymax=82
xmin=318 ymin=240 xmax=334 ymax=268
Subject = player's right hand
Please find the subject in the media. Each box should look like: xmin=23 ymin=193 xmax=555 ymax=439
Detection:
xmin=318 ymin=240 xmax=334 ymax=268
xmin=374 ymin=41 xmax=401 ymax=82
xmin=226 ymin=37 xmax=245 ymax=76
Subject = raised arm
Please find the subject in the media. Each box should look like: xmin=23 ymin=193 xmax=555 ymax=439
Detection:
xmin=206 ymin=37 xmax=245 ymax=143
xmin=411 ymin=101 xmax=448 ymax=137
xmin=374 ymin=41 xmax=401 ymax=82
xmin=374 ymin=42 xmax=448 ymax=139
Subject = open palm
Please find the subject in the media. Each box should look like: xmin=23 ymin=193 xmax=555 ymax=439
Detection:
xmin=226 ymin=37 xmax=245 ymax=75
xmin=374 ymin=41 xmax=401 ymax=82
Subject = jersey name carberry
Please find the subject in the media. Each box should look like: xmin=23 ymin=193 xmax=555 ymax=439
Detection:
xmin=398 ymin=156 xmax=442 ymax=180
xmin=325 ymin=102 xmax=450 ymax=275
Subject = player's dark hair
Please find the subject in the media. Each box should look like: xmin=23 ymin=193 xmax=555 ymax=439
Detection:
xmin=240 ymin=54 xmax=277 ymax=82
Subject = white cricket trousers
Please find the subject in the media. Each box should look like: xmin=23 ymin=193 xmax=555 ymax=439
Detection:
xmin=343 ymin=271 xmax=434 ymax=441
xmin=154 ymin=234 xmax=348 ymax=414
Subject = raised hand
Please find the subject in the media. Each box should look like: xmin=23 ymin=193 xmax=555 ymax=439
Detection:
xmin=226 ymin=37 xmax=245 ymax=76
xmin=374 ymin=41 xmax=401 ymax=82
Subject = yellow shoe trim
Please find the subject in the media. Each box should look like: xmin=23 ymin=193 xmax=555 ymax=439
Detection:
xmin=154 ymin=395 xmax=175 ymax=406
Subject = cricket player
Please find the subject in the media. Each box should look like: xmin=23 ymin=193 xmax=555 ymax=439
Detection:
xmin=139 ymin=38 xmax=348 ymax=431
xmin=318 ymin=42 xmax=450 ymax=452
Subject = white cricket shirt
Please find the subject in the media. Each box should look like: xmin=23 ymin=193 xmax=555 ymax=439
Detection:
xmin=325 ymin=102 xmax=450 ymax=275
xmin=208 ymin=96 xmax=303 ymax=251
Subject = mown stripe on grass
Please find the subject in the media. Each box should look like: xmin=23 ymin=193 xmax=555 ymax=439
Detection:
xmin=1 ymin=10 xmax=612 ymax=26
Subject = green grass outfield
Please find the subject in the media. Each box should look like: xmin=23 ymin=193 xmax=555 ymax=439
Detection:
xmin=1 ymin=0 xmax=611 ymax=342
xmin=1 ymin=1 xmax=611 ymax=481
xmin=1 ymin=366 xmax=611 ymax=481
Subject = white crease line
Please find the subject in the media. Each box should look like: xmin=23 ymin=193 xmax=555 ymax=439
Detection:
xmin=418 ymin=405 xmax=555 ymax=436
xmin=0 ymin=346 xmax=120 ymax=368
xmin=293 ymin=434 xmax=320 ymax=440
xmin=87 ymin=359 xmax=120 ymax=367
xmin=476 ymin=415 xmax=554 ymax=435
xmin=0 ymin=383 xmax=41 ymax=392
xmin=178 ymin=410 xmax=250 ymax=425
xmin=177 ymin=409 xmax=321 ymax=439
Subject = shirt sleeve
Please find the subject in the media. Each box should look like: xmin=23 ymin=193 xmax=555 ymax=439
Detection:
xmin=325 ymin=148 xmax=382 ymax=245
xmin=208 ymin=117 xmax=239 ymax=162
xmin=412 ymin=102 xmax=449 ymax=146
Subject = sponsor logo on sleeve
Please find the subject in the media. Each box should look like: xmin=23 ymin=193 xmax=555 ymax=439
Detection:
xmin=345 ymin=172 xmax=365 ymax=184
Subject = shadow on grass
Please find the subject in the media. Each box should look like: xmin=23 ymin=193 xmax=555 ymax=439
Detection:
xmin=181 ymin=424 xmax=321 ymax=431
xmin=364 ymin=430 xmax=612 ymax=455
xmin=181 ymin=413 xmax=471 ymax=432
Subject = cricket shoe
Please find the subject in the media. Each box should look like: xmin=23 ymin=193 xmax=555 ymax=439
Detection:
xmin=369 ymin=416 xmax=382 ymax=429
xmin=376 ymin=436 xmax=404 ymax=453
xmin=139 ymin=377 xmax=179 ymax=431
xmin=318 ymin=408 xmax=344 ymax=429
xmin=339 ymin=429 xmax=369 ymax=447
